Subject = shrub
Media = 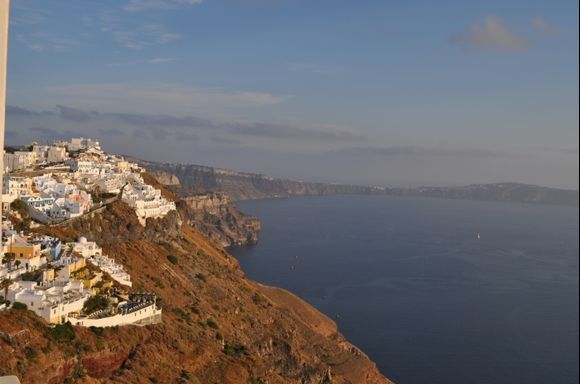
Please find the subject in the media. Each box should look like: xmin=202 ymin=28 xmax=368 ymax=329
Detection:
xmin=206 ymin=319 xmax=219 ymax=329
xmin=223 ymin=342 xmax=246 ymax=357
xmin=166 ymin=255 xmax=178 ymax=265
xmin=47 ymin=322 xmax=76 ymax=343
xmin=195 ymin=273 xmax=207 ymax=282
xmin=89 ymin=326 xmax=104 ymax=337
xmin=83 ymin=296 xmax=109 ymax=315
xmin=11 ymin=302 xmax=27 ymax=310
xmin=252 ymin=293 xmax=264 ymax=305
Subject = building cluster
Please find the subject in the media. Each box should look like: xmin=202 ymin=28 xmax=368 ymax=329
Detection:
xmin=1 ymin=229 xmax=160 ymax=327
xmin=2 ymin=137 xmax=175 ymax=225
xmin=0 ymin=137 xmax=168 ymax=327
xmin=2 ymin=137 xmax=96 ymax=173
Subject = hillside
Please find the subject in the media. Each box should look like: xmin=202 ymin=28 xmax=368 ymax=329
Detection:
xmin=0 ymin=174 xmax=392 ymax=384
xmin=136 ymin=159 xmax=579 ymax=206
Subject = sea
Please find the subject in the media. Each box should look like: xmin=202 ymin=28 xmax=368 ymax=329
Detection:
xmin=230 ymin=195 xmax=579 ymax=384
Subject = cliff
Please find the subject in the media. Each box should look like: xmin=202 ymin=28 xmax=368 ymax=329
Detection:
xmin=180 ymin=192 xmax=261 ymax=248
xmin=138 ymin=159 xmax=579 ymax=206
xmin=147 ymin=171 xmax=260 ymax=247
xmin=0 ymin=174 xmax=392 ymax=384
xmin=140 ymin=161 xmax=384 ymax=201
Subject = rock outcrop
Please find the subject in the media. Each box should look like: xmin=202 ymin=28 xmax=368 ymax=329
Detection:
xmin=180 ymin=192 xmax=260 ymax=247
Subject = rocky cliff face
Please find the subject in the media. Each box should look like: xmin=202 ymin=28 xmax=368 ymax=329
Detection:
xmin=0 ymin=174 xmax=392 ymax=384
xmin=180 ymin=192 xmax=261 ymax=248
xmin=138 ymin=159 xmax=579 ymax=206
xmin=140 ymin=160 xmax=384 ymax=201
xmin=149 ymin=171 xmax=261 ymax=247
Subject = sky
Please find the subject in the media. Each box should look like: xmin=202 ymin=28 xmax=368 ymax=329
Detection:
xmin=4 ymin=0 xmax=579 ymax=189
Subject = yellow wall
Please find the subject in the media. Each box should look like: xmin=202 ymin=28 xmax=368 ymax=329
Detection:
xmin=10 ymin=243 xmax=41 ymax=259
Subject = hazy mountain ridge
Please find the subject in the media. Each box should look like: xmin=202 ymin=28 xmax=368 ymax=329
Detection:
xmin=135 ymin=159 xmax=579 ymax=207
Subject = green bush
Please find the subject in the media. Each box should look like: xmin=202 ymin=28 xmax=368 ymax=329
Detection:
xmin=89 ymin=326 xmax=104 ymax=337
xmin=206 ymin=319 xmax=219 ymax=329
xmin=83 ymin=296 xmax=109 ymax=315
xmin=11 ymin=302 xmax=28 ymax=310
xmin=166 ymin=255 xmax=178 ymax=265
xmin=47 ymin=322 xmax=76 ymax=343
xmin=223 ymin=342 xmax=246 ymax=357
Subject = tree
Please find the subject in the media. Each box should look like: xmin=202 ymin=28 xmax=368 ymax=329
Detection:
xmin=2 ymin=252 xmax=15 ymax=270
xmin=0 ymin=277 xmax=12 ymax=302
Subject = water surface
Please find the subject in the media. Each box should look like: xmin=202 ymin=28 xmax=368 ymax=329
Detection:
xmin=231 ymin=195 xmax=579 ymax=384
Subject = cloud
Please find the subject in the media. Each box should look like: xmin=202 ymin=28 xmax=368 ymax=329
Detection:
xmin=211 ymin=136 xmax=242 ymax=145
xmin=97 ymin=12 xmax=180 ymax=50
xmin=56 ymin=105 xmax=94 ymax=121
xmin=226 ymin=122 xmax=362 ymax=140
xmin=42 ymin=82 xmax=287 ymax=115
xmin=98 ymin=128 xmax=126 ymax=137
xmin=124 ymin=0 xmax=203 ymax=12
xmin=16 ymin=32 xmax=80 ymax=52
xmin=108 ymin=112 xmax=215 ymax=129
xmin=149 ymin=57 xmax=175 ymax=64
xmin=27 ymin=127 xmax=79 ymax=140
xmin=110 ymin=24 xmax=180 ymax=50
xmin=561 ymin=148 xmax=579 ymax=155
xmin=531 ymin=16 xmax=559 ymax=36
xmin=6 ymin=105 xmax=44 ymax=116
xmin=332 ymin=146 xmax=499 ymax=158
xmin=8 ymin=104 xmax=362 ymax=145
xmin=452 ymin=15 xmax=528 ymax=52
xmin=10 ymin=2 xmax=48 ymax=26
xmin=287 ymin=62 xmax=345 ymax=76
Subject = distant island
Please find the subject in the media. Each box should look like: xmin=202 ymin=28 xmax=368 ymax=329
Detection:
xmin=135 ymin=159 xmax=579 ymax=207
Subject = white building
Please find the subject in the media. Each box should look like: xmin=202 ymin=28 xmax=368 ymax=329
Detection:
xmin=94 ymin=174 xmax=126 ymax=194
xmin=122 ymin=175 xmax=176 ymax=225
xmin=3 ymin=176 xmax=33 ymax=198
xmin=72 ymin=237 xmax=102 ymax=258
xmin=7 ymin=280 xmax=90 ymax=324
xmin=32 ymin=145 xmax=50 ymax=162
xmin=67 ymin=138 xmax=100 ymax=152
xmin=89 ymin=254 xmax=131 ymax=287
xmin=68 ymin=301 xmax=161 ymax=327
xmin=47 ymin=146 xmax=67 ymax=163
xmin=3 ymin=151 xmax=37 ymax=172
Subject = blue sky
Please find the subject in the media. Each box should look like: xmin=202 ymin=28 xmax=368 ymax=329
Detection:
xmin=5 ymin=0 xmax=579 ymax=188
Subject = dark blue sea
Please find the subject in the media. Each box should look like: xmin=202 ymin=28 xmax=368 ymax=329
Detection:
xmin=231 ymin=195 xmax=579 ymax=384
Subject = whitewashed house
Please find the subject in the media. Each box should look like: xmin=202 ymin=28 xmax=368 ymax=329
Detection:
xmin=7 ymin=280 xmax=90 ymax=324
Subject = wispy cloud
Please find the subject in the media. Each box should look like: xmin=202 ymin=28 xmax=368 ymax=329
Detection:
xmin=561 ymin=148 xmax=579 ymax=155
xmin=531 ymin=16 xmax=559 ymax=36
xmin=97 ymin=12 xmax=180 ymax=50
xmin=226 ymin=122 xmax=362 ymax=140
xmin=42 ymin=82 xmax=287 ymax=115
xmin=10 ymin=2 xmax=49 ymax=26
xmin=149 ymin=57 xmax=176 ymax=64
xmin=287 ymin=62 xmax=345 ymax=76
xmin=452 ymin=15 xmax=528 ymax=52
xmin=8 ymin=104 xmax=361 ymax=144
xmin=16 ymin=32 xmax=80 ymax=52
xmin=110 ymin=24 xmax=180 ymax=50
xmin=332 ymin=146 xmax=500 ymax=158
xmin=124 ymin=0 xmax=203 ymax=12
